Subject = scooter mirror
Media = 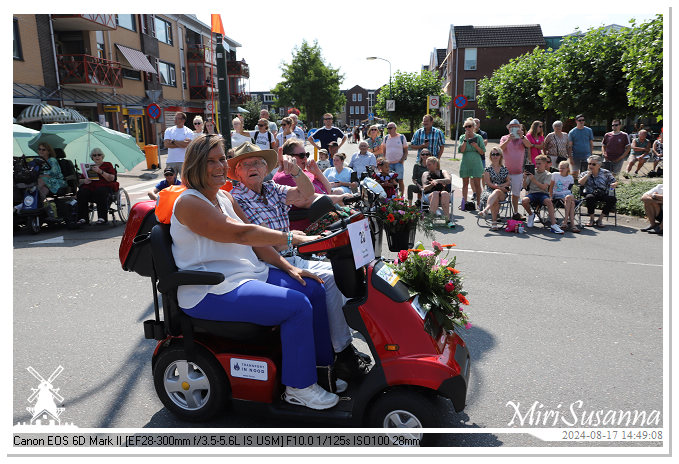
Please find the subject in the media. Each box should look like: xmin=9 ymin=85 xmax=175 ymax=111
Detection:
xmin=307 ymin=195 xmax=335 ymax=223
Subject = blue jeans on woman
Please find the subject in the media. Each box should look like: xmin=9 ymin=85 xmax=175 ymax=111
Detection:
xmin=185 ymin=268 xmax=333 ymax=389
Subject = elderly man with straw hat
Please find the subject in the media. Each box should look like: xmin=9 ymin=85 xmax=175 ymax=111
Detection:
xmin=229 ymin=142 xmax=372 ymax=381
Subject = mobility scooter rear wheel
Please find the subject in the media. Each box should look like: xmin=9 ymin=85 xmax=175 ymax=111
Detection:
xmin=153 ymin=345 xmax=229 ymax=422
xmin=29 ymin=216 xmax=41 ymax=234
xmin=368 ymin=390 xmax=445 ymax=446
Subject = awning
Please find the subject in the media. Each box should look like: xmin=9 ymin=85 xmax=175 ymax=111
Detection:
xmin=115 ymin=44 xmax=157 ymax=74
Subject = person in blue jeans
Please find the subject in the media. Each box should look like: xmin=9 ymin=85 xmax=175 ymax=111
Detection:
xmin=170 ymin=134 xmax=341 ymax=410
xmin=567 ymin=114 xmax=594 ymax=179
xmin=148 ymin=167 xmax=182 ymax=201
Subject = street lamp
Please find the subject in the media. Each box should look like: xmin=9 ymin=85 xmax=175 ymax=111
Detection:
xmin=366 ymin=56 xmax=392 ymax=101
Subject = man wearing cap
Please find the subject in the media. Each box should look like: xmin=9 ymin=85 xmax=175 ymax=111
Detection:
xmin=309 ymin=113 xmax=346 ymax=151
xmin=148 ymin=167 xmax=182 ymax=201
xmin=567 ymin=114 xmax=594 ymax=178
xmin=229 ymin=141 xmax=371 ymax=380
xmin=163 ymin=112 xmax=195 ymax=176
xmin=499 ymin=119 xmax=532 ymax=219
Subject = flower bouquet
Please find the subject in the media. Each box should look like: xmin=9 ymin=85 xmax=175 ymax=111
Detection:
xmin=390 ymin=241 xmax=471 ymax=335
xmin=375 ymin=197 xmax=433 ymax=251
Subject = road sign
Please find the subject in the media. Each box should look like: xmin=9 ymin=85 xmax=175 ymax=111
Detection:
xmin=206 ymin=102 xmax=214 ymax=112
xmin=428 ymin=95 xmax=440 ymax=109
xmin=146 ymin=103 xmax=161 ymax=120
xmin=386 ymin=100 xmax=395 ymax=112
xmin=368 ymin=112 xmax=374 ymax=120
xmin=453 ymin=94 xmax=468 ymax=109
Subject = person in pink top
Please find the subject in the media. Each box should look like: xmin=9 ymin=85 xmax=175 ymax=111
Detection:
xmin=499 ymin=119 xmax=532 ymax=220
xmin=526 ymin=121 xmax=545 ymax=164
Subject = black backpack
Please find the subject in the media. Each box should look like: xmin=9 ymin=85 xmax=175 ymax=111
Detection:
xmin=252 ymin=130 xmax=273 ymax=148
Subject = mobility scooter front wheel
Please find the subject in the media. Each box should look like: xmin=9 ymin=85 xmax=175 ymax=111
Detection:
xmin=153 ymin=345 xmax=229 ymax=422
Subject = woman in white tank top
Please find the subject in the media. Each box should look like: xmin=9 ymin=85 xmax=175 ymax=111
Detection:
xmin=170 ymin=135 xmax=340 ymax=410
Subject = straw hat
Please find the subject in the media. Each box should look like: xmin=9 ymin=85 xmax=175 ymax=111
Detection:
xmin=227 ymin=142 xmax=277 ymax=179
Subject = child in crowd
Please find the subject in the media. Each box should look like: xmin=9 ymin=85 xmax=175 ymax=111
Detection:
xmin=373 ymin=157 xmax=398 ymax=200
xmin=316 ymin=149 xmax=331 ymax=171
xmin=521 ymin=154 xmax=564 ymax=234
xmin=549 ymin=160 xmax=579 ymax=233
xmin=407 ymin=149 xmax=431 ymax=206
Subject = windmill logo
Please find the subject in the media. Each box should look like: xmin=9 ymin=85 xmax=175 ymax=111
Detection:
xmin=16 ymin=366 xmax=75 ymax=427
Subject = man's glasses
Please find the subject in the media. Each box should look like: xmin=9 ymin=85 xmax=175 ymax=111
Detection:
xmin=588 ymin=162 xmax=597 ymax=166
xmin=293 ymin=153 xmax=309 ymax=158
xmin=387 ymin=126 xmax=396 ymax=130
xmin=464 ymin=125 xmax=473 ymax=128
xmin=612 ymin=123 xmax=620 ymax=126
xmin=577 ymin=119 xmax=585 ymax=122
xmin=258 ymin=124 xmax=267 ymax=127
xmin=164 ymin=173 xmax=174 ymax=177
xmin=239 ymin=159 xmax=265 ymax=169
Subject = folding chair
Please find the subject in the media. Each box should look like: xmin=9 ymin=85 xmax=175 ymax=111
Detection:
xmin=477 ymin=191 xmax=514 ymax=228
xmin=421 ymin=184 xmax=455 ymax=227
xmin=577 ymin=187 xmax=617 ymax=227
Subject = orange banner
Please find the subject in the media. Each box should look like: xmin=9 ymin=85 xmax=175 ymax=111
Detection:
xmin=211 ymin=14 xmax=224 ymax=35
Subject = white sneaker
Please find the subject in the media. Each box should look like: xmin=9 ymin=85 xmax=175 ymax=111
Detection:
xmin=336 ymin=378 xmax=348 ymax=394
xmin=527 ymin=213 xmax=535 ymax=228
xmin=550 ymin=224 xmax=564 ymax=234
xmin=284 ymin=383 xmax=339 ymax=410
xmin=435 ymin=209 xmax=442 ymax=217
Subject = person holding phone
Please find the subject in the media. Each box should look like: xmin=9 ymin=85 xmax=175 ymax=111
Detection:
xmin=499 ymin=119 xmax=532 ymax=220
xmin=521 ymin=155 xmax=563 ymax=234
xmin=411 ymin=114 xmax=445 ymax=162
xmin=457 ymin=117 xmax=485 ymax=210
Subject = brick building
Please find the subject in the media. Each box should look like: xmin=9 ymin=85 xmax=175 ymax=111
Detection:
xmin=439 ymin=24 xmax=546 ymax=138
xmin=13 ymin=14 xmax=248 ymax=148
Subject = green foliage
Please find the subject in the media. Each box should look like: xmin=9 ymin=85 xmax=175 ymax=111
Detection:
xmin=375 ymin=197 xmax=434 ymax=237
xmin=390 ymin=243 xmax=470 ymax=332
xmin=539 ymin=26 xmax=633 ymax=119
xmin=623 ymin=15 xmax=663 ymax=119
xmin=374 ymin=70 xmax=450 ymax=134
xmin=477 ymin=48 xmax=550 ymax=123
xmin=272 ymin=40 xmax=346 ymax=127
xmin=241 ymin=98 xmax=264 ymax=130
xmin=615 ymin=179 xmax=662 ymax=216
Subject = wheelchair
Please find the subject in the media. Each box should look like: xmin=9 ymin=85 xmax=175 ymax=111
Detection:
xmin=84 ymin=163 xmax=131 ymax=225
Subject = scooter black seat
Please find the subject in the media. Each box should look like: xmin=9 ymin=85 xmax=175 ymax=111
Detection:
xmin=189 ymin=318 xmax=277 ymax=341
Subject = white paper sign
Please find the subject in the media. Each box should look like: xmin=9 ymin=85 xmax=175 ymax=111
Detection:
xmin=386 ymin=100 xmax=396 ymax=111
xmin=230 ymin=357 xmax=268 ymax=381
xmin=347 ymin=218 xmax=375 ymax=269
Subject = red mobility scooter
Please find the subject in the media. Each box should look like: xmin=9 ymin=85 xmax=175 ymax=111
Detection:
xmin=119 ymin=197 xmax=470 ymax=440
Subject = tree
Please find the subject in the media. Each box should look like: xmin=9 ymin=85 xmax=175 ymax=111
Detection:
xmin=272 ymin=40 xmax=345 ymax=127
xmin=241 ymin=98 xmax=264 ymax=130
xmin=623 ymin=14 xmax=663 ymax=119
xmin=477 ymin=48 xmax=550 ymax=124
xmin=539 ymin=25 xmax=633 ymax=120
xmin=374 ymin=70 xmax=450 ymax=134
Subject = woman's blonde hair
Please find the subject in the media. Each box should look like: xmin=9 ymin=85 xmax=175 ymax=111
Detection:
xmin=489 ymin=147 xmax=504 ymax=166
xmin=463 ymin=117 xmax=476 ymax=129
xmin=558 ymin=160 xmax=570 ymax=173
xmin=182 ymin=135 xmax=225 ymax=191
xmin=425 ymin=156 xmax=441 ymax=169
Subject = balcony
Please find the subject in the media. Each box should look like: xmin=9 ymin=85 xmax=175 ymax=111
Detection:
xmin=52 ymin=14 xmax=117 ymax=31
xmin=227 ymin=60 xmax=249 ymax=78
xmin=230 ymin=92 xmax=250 ymax=104
xmin=57 ymin=54 xmax=122 ymax=88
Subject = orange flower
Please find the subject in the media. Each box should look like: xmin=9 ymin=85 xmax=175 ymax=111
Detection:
xmin=443 ymin=244 xmax=456 ymax=248
xmin=447 ymin=267 xmax=460 ymax=274
xmin=407 ymin=249 xmax=421 ymax=253
xmin=457 ymin=293 xmax=470 ymax=305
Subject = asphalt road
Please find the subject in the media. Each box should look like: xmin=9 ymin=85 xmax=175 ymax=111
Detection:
xmin=12 ymin=139 xmax=664 ymax=449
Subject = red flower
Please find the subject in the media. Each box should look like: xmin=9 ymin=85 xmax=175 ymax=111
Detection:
xmin=398 ymin=250 xmax=409 ymax=263
xmin=457 ymin=293 xmax=470 ymax=305
xmin=445 ymin=282 xmax=455 ymax=292
xmin=381 ymin=206 xmax=387 ymax=212
xmin=387 ymin=214 xmax=395 ymax=222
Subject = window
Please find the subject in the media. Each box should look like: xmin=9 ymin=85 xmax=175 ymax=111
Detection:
xmin=95 ymin=31 xmax=105 ymax=59
xmin=154 ymin=17 xmax=173 ymax=45
xmin=181 ymin=67 xmax=186 ymax=89
xmin=358 ymin=94 xmax=362 ymax=102
xmin=464 ymin=48 xmax=477 ymax=71
xmin=157 ymin=61 xmax=176 ymax=86
xmin=463 ymin=79 xmax=476 ymax=100
xmin=116 ymin=14 xmax=136 ymax=31
xmin=122 ymin=69 xmax=141 ymax=80
xmin=13 ymin=18 xmax=22 ymax=60
xmin=352 ymin=94 xmax=357 ymax=102
xmin=264 ymin=94 xmax=275 ymax=102
xmin=462 ymin=110 xmax=475 ymax=120
xmin=350 ymin=106 xmax=354 ymax=115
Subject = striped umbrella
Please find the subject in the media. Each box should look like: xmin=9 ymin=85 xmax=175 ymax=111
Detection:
xmin=17 ymin=104 xmax=87 ymax=123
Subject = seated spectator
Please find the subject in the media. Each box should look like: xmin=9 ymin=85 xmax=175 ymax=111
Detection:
xmin=76 ymin=148 xmax=117 ymax=225
xmin=422 ymin=156 xmax=454 ymax=228
xmin=640 ymin=183 xmax=663 ymax=235
xmin=578 ymin=155 xmax=617 ymax=227
xmin=549 ymin=161 xmax=579 ymax=233
xmin=478 ymin=147 xmax=510 ymax=231
xmin=348 ymin=141 xmax=377 ymax=179
xmin=373 ymin=157 xmax=398 ymax=200
xmin=324 ymin=153 xmax=356 ymax=194
xmin=171 ymin=135 xmax=340 ymax=408
xmin=407 ymin=149 xmax=430 ymax=206
xmin=316 ymin=149 xmax=331 ymax=171
xmin=522 ymin=154 xmax=564 ymax=234
xmin=624 ymin=129 xmax=651 ymax=177
xmin=229 ymin=141 xmax=371 ymax=380
xmin=35 ymin=142 xmax=67 ymax=200
xmin=148 ymin=167 xmax=181 ymax=201
xmin=652 ymin=129 xmax=663 ymax=172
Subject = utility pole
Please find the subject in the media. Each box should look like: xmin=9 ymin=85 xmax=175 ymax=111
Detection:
xmin=215 ymin=33 xmax=231 ymax=148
